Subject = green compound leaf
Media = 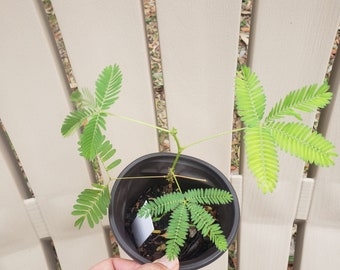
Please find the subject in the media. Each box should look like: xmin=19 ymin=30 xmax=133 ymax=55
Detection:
xmin=106 ymin=159 xmax=122 ymax=171
xmin=235 ymin=65 xmax=266 ymax=127
xmin=166 ymin=204 xmax=190 ymax=260
xmin=245 ymin=126 xmax=279 ymax=193
xmin=96 ymin=64 xmax=122 ymax=110
xmin=138 ymin=192 xmax=185 ymax=218
xmin=70 ymin=89 xmax=82 ymax=103
xmin=270 ymin=122 xmax=337 ymax=166
xmin=187 ymin=203 xmax=227 ymax=251
xmin=98 ymin=140 xmax=117 ymax=162
xmin=72 ymin=183 xmax=110 ymax=229
xmin=79 ymin=88 xmax=97 ymax=109
xmin=70 ymin=88 xmax=97 ymax=110
xmin=62 ymin=88 xmax=100 ymax=137
xmin=265 ymin=82 xmax=332 ymax=123
xmin=184 ymin=188 xmax=233 ymax=205
xmin=138 ymin=188 xmax=233 ymax=259
xmin=78 ymin=114 xmax=106 ymax=160
xmin=62 ymin=65 xmax=122 ymax=161
xmin=61 ymin=108 xmax=95 ymax=137
xmin=97 ymin=140 xmax=122 ymax=171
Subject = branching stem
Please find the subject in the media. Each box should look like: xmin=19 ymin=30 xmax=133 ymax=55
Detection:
xmin=107 ymin=112 xmax=244 ymax=192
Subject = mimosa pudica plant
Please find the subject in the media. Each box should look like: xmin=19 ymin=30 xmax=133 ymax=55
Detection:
xmin=61 ymin=64 xmax=337 ymax=260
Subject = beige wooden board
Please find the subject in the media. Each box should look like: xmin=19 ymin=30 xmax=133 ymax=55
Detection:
xmin=297 ymin=226 xmax=340 ymax=269
xmin=0 ymin=134 xmax=49 ymax=269
xmin=50 ymin=0 xmax=160 ymax=265
xmin=51 ymin=0 xmax=158 ymax=178
xmin=295 ymin=178 xmax=315 ymax=221
xmin=156 ymin=0 xmax=242 ymax=176
xmin=296 ymin=36 xmax=340 ymax=270
xmin=156 ymin=1 xmax=242 ymax=268
xmin=238 ymin=0 xmax=340 ymax=269
xmin=0 ymin=0 xmax=109 ymax=269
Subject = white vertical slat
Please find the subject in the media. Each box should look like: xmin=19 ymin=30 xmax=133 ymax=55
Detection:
xmin=295 ymin=178 xmax=314 ymax=221
xmin=231 ymin=175 xmax=243 ymax=211
xmin=0 ymin=133 xmax=49 ymax=269
xmin=0 ymin=0 xmax=109 ymax=269
xmin=51 ymin=0 xmax=158 ymax=179
xmin=50 ymin=0 xmax=159 ymax=264
xmin=238 ymin=1 xmax=340 ymax=269
xmin=156 ymin=1 xmax=242 ymax=268
xmin=24 ymin=198 xmax=50 ymax=239
xmin=156 ymin=0 xmax=242 ymax=176
xmin=296 ymin=44 xmax=340 ymax=270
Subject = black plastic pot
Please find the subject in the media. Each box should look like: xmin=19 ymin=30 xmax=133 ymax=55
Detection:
xmin=109 ymin=152 xmax=240 ymax=270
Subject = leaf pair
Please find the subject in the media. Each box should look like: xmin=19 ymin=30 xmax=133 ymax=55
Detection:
xmin=235 ymin=66 xmax=337 ymax=193
xmin=138 ymin=188 xmax=233 ymax=260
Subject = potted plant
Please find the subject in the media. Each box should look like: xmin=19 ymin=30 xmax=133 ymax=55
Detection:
xmin=109 ymin=152 xmax=239 ymax=269
xmin=61 ymin=64 xmax=336 ymax=268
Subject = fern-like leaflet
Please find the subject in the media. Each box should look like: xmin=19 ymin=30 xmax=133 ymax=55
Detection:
xmin=72 ymin=183 xmax=110 ymax=229
xmin=184 ymin=188 xmax=233 ymax=204
xmin=265 ymin=83 xmax=332 ymax=123
xmin=166 ymin=204 xmax=190 ymax=260
xmin=138 ymin=188 xmax=233 ymax=259
xmin=97 ymin=139 xmax=122 ymax=171
xmin=235 ymin=65 xmax=266 ymax=127
xmin=96 ymin=65 xmax=122 ymax=110
xmin=244 ymin=126 xmax=278 ymax=193
xmin=270 ymin=122 xmax=337 ymax=166
xmin=79 ymin=114 xmax=106 ymax=160
xmin=138 ymin=192 xmax=185 ymax=218
xmin=187 ymin=203 xmax=227 ymax=251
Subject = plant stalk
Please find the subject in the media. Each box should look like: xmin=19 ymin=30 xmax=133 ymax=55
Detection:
xmin=109 ymin=112 xmax=243 ymax=192
xmin=111 ymin=113 xmax=170 ymax=134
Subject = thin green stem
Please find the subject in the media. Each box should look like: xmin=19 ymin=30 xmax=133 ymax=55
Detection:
xmin=168 ymin=169 xmax=183 ymax=193
xmin=169 ymin=129 xmax=184 ymax=172
xmin=182 ymin=127 xmax=246 ymax=150
xmin=108 ymin=174 xmax=206 ymax=182
xmin=111 ymin=113 xmax=171 ymax=134
xmin=174 ymin=175 xmax=207 ymax=182
xmin=110 ymin=175 xmax=167 ymax=181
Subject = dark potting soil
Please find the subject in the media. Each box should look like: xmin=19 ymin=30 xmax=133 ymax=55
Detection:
xmin=125 ymin=182 xmax=214 ymax=262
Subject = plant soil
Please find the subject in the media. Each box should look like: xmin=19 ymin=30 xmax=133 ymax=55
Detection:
xmin=125 ymin=182 xmax=215 ymax=262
